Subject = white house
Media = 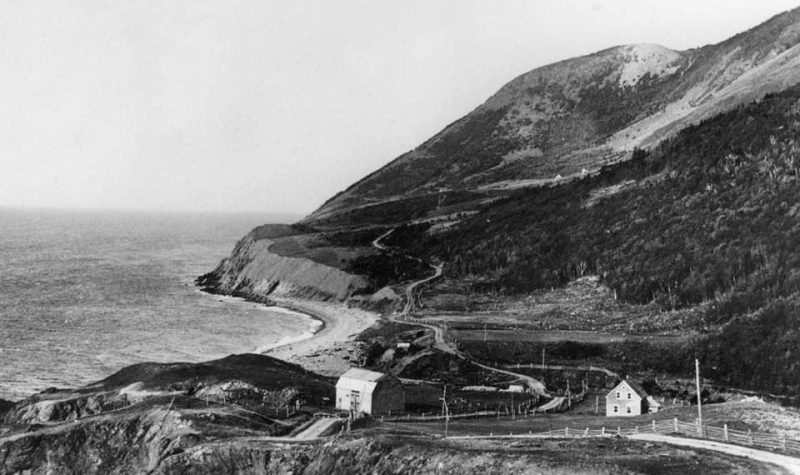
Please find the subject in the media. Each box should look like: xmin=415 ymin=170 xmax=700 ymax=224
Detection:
xmin=606 ymin=379 xmax=659 ymax=417
xmin=335 ymin=368 xmax=404 ymax=415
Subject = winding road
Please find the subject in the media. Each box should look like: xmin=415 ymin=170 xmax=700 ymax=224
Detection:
xmin=373 ymin=229 xmax=548 ymax=396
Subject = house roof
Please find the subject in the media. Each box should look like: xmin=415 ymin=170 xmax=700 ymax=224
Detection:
xmin=646 ymin=395 xmax=661 ymax=407
xmin=607 ymin=379 xmax=649 ymax=399
xmin=624 ymin=379 xmax=649 ymax=398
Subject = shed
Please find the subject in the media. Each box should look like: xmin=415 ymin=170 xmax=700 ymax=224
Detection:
xmin=645 ymin=395 xmax=662 ymax=413
xmin=606 ymin=379 xmax=658 ymax=417
xmin=335 ymin=368 xmax=404 ymax=415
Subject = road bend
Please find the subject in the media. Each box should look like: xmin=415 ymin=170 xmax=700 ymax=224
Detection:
xmin=372 ymin=229 xmax=548 ymax=397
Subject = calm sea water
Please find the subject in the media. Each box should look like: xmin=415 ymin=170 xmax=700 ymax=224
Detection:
xmin=0 ymin=208 xmax=311 ymax=401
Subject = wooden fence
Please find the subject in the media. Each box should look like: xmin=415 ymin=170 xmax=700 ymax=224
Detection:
xmin=448 ymin=418 xmax=800 ymax=456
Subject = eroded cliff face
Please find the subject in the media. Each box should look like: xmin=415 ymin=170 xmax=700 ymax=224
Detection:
xmin=1 ymin=408 xmax=197 ymax=474
xmin=199 ymin=231 xmax=369 ymax=302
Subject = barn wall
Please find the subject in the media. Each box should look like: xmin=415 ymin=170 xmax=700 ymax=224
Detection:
xmin=371 ymin=380 xmax=405 ymax=415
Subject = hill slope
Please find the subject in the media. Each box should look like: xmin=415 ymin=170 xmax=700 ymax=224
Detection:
xmin=306 ymin=6 xmax=800 ymax=225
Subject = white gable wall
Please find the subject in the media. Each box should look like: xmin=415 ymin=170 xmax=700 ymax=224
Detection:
xmin=606 ymin=381 xmax=643 ymax=417
xmin=336 ymin=377 xmax=378 ymax=413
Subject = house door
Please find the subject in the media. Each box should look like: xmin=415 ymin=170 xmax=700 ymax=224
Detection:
xmin=350 ymin=390 xmax=361 ymax=412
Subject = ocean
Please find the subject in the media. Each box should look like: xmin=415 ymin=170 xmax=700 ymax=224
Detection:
xmin=0 ymin=208 xmax=314 ymax=401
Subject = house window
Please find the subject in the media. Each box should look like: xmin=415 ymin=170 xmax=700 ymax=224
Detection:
xmin=627 ymin=392 xmax=631 ymax=399
xmin=616 ymin=392 xmax=620 ymax=399
xmin=613 ymin=405 xmax=618 ymax=413
xmin=626 ymin=406 xmax=632 ymax=414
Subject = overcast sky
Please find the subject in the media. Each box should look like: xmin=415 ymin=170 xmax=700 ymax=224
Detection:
xmin=1 ymin=1 xmax=798 ymax=214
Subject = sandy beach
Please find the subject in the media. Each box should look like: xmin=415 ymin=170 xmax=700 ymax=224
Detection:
xmin=264 ymin=298 xmax=379 ymax=377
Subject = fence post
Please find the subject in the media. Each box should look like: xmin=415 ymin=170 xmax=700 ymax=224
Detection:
xmin=748 ymin=430 xmax=753 ymax=445
xmin=652 ymin=420 xmax=656 ymax=433
xmin=584 ymin=427 xmax=589 ymax=436
xmin=565 ymin=427 xmax=569 ymax=436
xmin=724 ymin=424 xmax=728 ymax=442
xmin=602 ymin=427 xmax=605 ymax=436
xmin=617 ymin=427 xmax=621 ymax=436
xmin=783 ymin=437 xmax=787 ymax=452
xmin=674 ymin=418 xmax=678 ymax=433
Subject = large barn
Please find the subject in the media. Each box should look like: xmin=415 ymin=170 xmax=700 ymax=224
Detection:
xmin=335 ymin=368 xmax=404 ymax=415
xmin=606 ymin=379 xmax=660 ymax=417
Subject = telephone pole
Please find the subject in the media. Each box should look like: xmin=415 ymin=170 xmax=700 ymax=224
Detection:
xmin=695 ymin=358 xmax=703 ymax=437
xmin=440 ymin=385 xmax=450 ymax=439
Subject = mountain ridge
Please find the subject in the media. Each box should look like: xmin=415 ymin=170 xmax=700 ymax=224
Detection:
xmin=305 ymin=6 xmax=800 ymax=225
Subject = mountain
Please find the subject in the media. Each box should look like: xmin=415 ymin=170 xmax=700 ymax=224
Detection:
xmin=202 ymin=7 xmax=800 ymax=394
xmin=306 ymin=6 xmax=800 ymax=225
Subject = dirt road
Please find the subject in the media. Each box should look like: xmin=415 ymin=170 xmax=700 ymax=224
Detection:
xmin=372 ymin=229 xmax=547 ymax=396
xmin=631 ymin=433 xmax=800 ymax=474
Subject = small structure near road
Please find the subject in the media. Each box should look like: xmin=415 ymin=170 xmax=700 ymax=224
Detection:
xmin=335 ymin=368 xmax=404 ymax=415
xmin=606 ymin=379 xmax=659 ymax=416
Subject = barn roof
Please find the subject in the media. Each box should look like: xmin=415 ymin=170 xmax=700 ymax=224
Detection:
xmin=338 ymin=368 xmax=388 ymax=383
xmin=646 ymin=395 xmax=661 ymax=407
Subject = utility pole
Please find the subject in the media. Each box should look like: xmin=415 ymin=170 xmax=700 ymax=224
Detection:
xmin=695 ymin=358 xmax=703 ymax=437
xmin=440 ymin=385 xmax=450 ymax=439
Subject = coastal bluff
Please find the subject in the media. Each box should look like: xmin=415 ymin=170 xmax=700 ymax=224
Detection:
xmin=198 ymin=224 xmax=370 ymax=302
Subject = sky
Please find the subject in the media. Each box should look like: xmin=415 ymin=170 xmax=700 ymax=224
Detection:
xmin=1 ymin=1 xmax=798 ymax=214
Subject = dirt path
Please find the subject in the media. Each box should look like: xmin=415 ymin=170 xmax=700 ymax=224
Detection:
xmin=373 ymin=230 xmax=547 ymax=397
xmin=503 ymin=362 xmax=619 ymax=379
xmin=631 ymin=433 xmax=800 ymax=474
xmin=294 ymin=417 xmax=341 ymax=440
xmin=535 ymin=397 xmax=566 ymax=412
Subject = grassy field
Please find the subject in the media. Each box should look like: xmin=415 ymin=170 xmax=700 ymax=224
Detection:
xmin=385 ymin=400 xmax=796 ymax=438
xmin=267 ymin=233 xmax=374 ymax=270
xmin=449 ymin=328 xmax=689 ymax=345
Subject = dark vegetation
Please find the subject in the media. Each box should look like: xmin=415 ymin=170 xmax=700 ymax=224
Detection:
xmin=346 ymin=252 xmax=431 ymax=291
xmin=368 ymin=85 xmax=800 ymax=394
xmin=91 ymin=354 xmax=334 ymax=406
xmin=460 ymin=340 xmax=690 ymax=377
xmin=421 ymin=87 xmax=800 ymax=313
xmin=311 ymin=190 xmax=484 ymax=228
xmin=0 ymin=399 xmax=13 ymax=417
xmin=249 ymin=223 xmax=304 ymax=241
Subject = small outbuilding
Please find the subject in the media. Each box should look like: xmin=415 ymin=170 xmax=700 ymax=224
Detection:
xmin=335 ymin=368 xmax=404 ymax=415
xmin=606 ymin=379 xmax=659 ymax=417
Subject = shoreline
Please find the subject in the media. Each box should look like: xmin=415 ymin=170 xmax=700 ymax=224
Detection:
xmin=197 ymin=286 xmax=378 ymax=377
xmin=264 ymin=297 xmax=379 ymax=377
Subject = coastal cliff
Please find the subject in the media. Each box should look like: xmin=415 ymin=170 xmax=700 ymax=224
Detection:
xmin=198 ymin=225 xmax=370 ymax=303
